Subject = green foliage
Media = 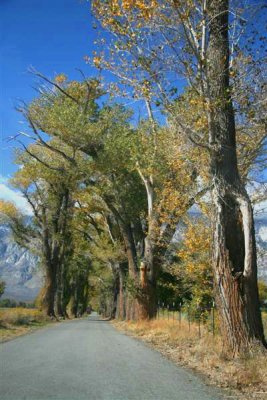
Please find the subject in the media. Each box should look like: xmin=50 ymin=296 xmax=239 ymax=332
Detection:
xmin=258 ymin=280 xmax=267 ymax=308
xmin=157 ymin=269 xmax=190 ymax=308
xmin=0 ymin=280 xmax=6 ymax=299
xmin=0 ymin=298 xmax=36 ymax=308
xmin=163 ymin=218 xmax=213 ymax=315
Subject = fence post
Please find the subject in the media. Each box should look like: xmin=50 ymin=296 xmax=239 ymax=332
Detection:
xmin=212 ymin=301 xmax=215 ymax=337
xmin=198 ymin=312 xmax=201 ymax=338
xmin=197 ymin=305 xmax=201 ymax=338
xmin=188 ymin=306 xmax=190 ymax=332
xmin=179 ymin=303 xmax=182 ymax=328
xmin=167 ymin=304 xmax=170 ymax=321
xmin=173 ymin=302 xmax=175 ymax=324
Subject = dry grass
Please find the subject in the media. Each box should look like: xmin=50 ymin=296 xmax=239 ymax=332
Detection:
xmin=0 ymin=307 xmax=49 ymax=342
xmin=113 ymin=318 xmax=267 ymax=400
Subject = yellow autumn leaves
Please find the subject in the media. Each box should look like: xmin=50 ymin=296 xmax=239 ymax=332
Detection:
xmin=93 ymin=0 xmax=159 ymax=20
xmin=177 ymin=220 xmax=212 ymax=290
xmin=0 ymin=200 xmax=20 ymax=221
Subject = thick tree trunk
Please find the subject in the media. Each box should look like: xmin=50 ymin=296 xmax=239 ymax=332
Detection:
xmin=56 ymin=264 xmax=65 ymax=318
xmin=137 ymin=223 xmax=159 ymax=320
xmin=110 ymin=264 xmax=120 ymax=319
xmin=116 ymin=264 xmax=126 ymax=319
xmin=41 ymin=222 xmax=57 ymax=317
xmin=213 ymin=189 xmax=266 ymax=354
xmin=43 ymin=263 xmax=57 ymax=317
xmin=137 ymin=170 xmax=158 ymax=319
xmin=207 ymin=0 xmax=266 ymax=355
xmin=121 ymin=223 xmax=138 ymax=279
xmin=121 ymin=223 xmax=140 ymax=320
xmin=138 ymin=261 xmax=157 ymax=319
xmin=71 ymin=290 xmax=78 ymax=318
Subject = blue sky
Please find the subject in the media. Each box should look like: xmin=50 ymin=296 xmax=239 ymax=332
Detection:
xmin=0 ymin=0 xmax=96 ymax=177
xmin=0 ymin=0 xmax=99 ymax=212
xmin=0 ymin=1 xmax=266 ymax=215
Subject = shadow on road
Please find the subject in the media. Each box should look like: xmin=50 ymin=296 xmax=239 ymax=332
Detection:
xmin=87 ymin=318 xmax=109 ymax=322
xmin=87 ymin=313 xmax=110 ymax=322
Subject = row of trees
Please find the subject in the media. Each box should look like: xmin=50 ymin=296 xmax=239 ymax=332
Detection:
xmin=0 ymin=0 xmax=266 ymax=356
xmin=0 ymin=76 xmax=208 ymax=318
xmin=90 ymin=0 xmax=267 ymax=355
xmin=0 ymin=131 xmax=91 ymax=318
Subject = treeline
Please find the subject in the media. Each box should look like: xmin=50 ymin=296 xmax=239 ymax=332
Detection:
xmin=0 ymin=0 xmax=266 ymax=356
xmin=0 ymin=298 xmax=35 ymax=309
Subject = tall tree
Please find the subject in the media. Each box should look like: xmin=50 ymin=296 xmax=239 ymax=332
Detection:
xmin=9 ymin=141 xmax=79 ymax=317
xmin=92 ymin=0 xmax=266 ymax=353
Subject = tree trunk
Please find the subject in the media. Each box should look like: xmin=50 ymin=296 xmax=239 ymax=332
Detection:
xmin=213 ymin=189 xmax=266 ymax=354
xmin=121 ymin=223 xmax=138 ymax=278
xmin=41 ymin=222 xmax=57 ymax=317
xmin=121 ymin=223 xmax=140 ymax=320
xmin=138 ymin=261 xmax=157 ymax=319
xmin=117 ymin=264 xmax=126 ymax=319
xmin=207 ymin=0 xmax=266 ymax=355
xmin=56 ymin=263 xmax=65 ymax=318
xmin=43 ymin=262 xmax=57 ymax=317
xmin=137 ymin=169 xmax=158 ymax=319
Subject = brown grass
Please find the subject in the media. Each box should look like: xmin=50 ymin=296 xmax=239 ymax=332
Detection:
xmin=113 ymin=318 xmax=267 ymax=400
xmin=0 ymin=307 xmax=49 ymax=342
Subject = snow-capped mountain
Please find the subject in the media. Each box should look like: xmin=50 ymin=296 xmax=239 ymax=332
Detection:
xmin=0 ymin=225 xmax=43 ymax=301
xmin=255 ymin=215 xmax=267 ymax=282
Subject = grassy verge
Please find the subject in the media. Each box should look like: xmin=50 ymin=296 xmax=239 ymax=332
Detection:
xmin=0 ymin=307 xmax=50 ymax=342
xmin=113 ymin=318 xmax=267 ymax=400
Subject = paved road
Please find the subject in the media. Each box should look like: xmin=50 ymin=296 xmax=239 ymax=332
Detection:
xmin=1 ymin=313 xmax=225 ymax=400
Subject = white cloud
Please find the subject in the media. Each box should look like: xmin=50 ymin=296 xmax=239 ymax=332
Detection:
xmin=249 ymin=182 xmax=267 ymax=217
xmin=0 ymin=175 xmax=9 ymax=184
xmin=0 ymin=176 xmax=33 ymax=216
xmin=254 ymin=200 xmax=267 ymax=217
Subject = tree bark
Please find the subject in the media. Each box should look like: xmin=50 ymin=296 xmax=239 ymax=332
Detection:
xmin=121 ymin=223 xmax=140 ymax=320
xmin=41 ymin=220 xmax=57 ymax=317
xmin=42 ymin=261 xmax=57 ymax=317
xmin=121 ymin=223 xmax=138 ymax=278
xmin=207 ymin=0 xmax=266 ymax=355
xmin=116 ymin=263 xmax=126 ymax=319
xmin=137 ymin=168 xmax=158 ymax=319
xmin=56 ymin=263 xmax=65 ymax=318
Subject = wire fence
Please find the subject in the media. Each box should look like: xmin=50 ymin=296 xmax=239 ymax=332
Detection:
xmin=156 ymin=303 xmax=267 ymax=338
xmin=156 ymin=303 xmax=217 ymax=338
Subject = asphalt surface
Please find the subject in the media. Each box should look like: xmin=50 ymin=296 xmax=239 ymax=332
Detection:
xmin=1 ymin=313 xmax=225 ymax=400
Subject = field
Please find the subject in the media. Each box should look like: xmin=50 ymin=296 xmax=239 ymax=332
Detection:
xmin=0 ymin=307 xmax=49 ymax=342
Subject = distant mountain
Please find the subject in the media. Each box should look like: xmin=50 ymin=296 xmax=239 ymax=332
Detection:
xmin=255 ymin=215 xmax=267 ymax=282
xmin=0 ymin=225 xmax=43 ymax=302
xmin=0 ymin=214 xmax=266 ymax=301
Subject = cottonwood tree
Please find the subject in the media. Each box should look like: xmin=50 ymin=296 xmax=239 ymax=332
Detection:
xmin=10 ymin=145 xmax=78 ymax=317
xmin=22 ymin=74 xmax=147 ymax=318
xmin=92 ymin=0 xmax=266 ymax=354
